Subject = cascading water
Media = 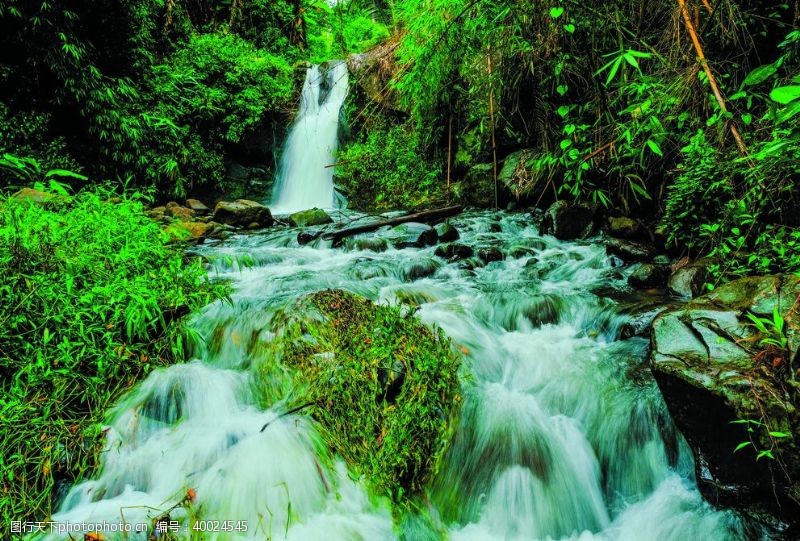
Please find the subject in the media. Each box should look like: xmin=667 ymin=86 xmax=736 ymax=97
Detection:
xmin=269 ymin=62 xmax=349 ymax=214
xmin=42 ymin=211 xmax=755 ymax=540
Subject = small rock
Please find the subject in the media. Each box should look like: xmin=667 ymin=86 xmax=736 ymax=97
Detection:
xmin=434 ymin=222 xmax=460 ymax=242
xmin=627 ymin=263 xmax=669 ymax=289
xmin=668 ymin=262 xmax=711 ymax=298
xmin=298 ymin=230 xmax=324 ymax=245
xmin=477 ymin=247 xmax=504 ymax=263
xmin=186 ymin=198 xmax=210 ymax=215
xmin=606 ymin=237 xmax=656 ymax=262
xmin=388 ymin=223 xmax=438 ymax=248
xmin=540 ymin=200 xmax=599 ymax=240
xmin=147 ymin=206 xmax=167 ymax=219
xmin=434 ymin=243 xmax=474 ymax=261
xmin=607 ymin=216 xmax=640 ymax=239
xmin=289 ymin=208 xmax=333 ymax=227
xmin=167 ymin=205 xmax=195 ymax=222
xmin=164 ymin=221 xmax=214 ymax=242
xmin=213 ymin=199 xmax=273 ymax=227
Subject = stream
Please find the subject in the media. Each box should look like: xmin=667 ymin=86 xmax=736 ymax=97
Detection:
xmin=45 ymin=210 xmax=753 ymax=540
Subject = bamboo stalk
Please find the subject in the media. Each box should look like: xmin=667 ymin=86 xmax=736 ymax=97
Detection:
xmin=677 ymin=0 xmax=748 ymax=155
xmin=446 ymin=114 xmax=452 ymax=205
xmin=487 ymin=46 xmax=499 ymax=209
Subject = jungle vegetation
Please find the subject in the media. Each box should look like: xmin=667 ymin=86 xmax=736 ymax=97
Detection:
xmin=1 ymin=0 xmax=799 ymax=526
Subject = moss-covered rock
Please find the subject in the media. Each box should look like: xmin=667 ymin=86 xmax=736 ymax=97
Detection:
xmin=650 ymin=275 xmax=800 ymax=526
xmin=289 ymin=208 xmax=333 ymax=227
xmin=254 ymin=290 xmax=461 ymax=500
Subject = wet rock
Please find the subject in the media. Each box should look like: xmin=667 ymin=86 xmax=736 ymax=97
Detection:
xmin=650 ymin=275 xmax=800 ymax=526
xmin=434 ymin=242 xmax=473 ymax=261
xmin=289 ymin=208 xmax=333 ymax=227
xmin=607 ymin=216 xmax=640 ymax=239
xmin=403 ymin=258 xmax=441 ymax=281
xmin=627 ymin=263 xmax=669 ymax=289
xmin=166 ymin=204 xmax=195 ymax=222
xmin=606 ymin=237 xmax=656 ymax=263
xmin=619 ymin=307 xmax=667 ymax=339
xmin=186 ymin=198 xmax=210 ymax=215
xmin=540 ymin=200 xmax=599 ymax=240
xmin=343 ymin=236 xmax=389 ymax=252
xmin=434 ymin=222 xmax=460 ymax=242
xmin=508 ymin=245 xmax=536 ymax=259
xmin=388 ymin=222 xmax=438 ymax=248
xmin=164 ymin=221 xmax=214 ymax=242
xmin=668 ymin=260 xmax=712 ymax=298
xmin=147 ymin=206 xmax=167 ymax=219
xmin=297 ymin=229 xmax=324 ymax=245
xmin=477 ymin=247 xmax=504 ymax=263
xmin=213 ymin=199 xmax=273 ymax=227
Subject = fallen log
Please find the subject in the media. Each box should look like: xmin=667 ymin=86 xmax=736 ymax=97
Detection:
xmin=321 ymin=205 xmax=463 ymax=245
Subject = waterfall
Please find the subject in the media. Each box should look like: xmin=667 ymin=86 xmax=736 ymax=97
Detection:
xmin=270 ymin=62 xmax=349 ymax=214
xmin=45 ymin=212 xmax=751 ymax=540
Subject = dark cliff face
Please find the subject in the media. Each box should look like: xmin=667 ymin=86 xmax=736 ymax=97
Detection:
xmin=650 ymin=275 xmax=800 ymax=534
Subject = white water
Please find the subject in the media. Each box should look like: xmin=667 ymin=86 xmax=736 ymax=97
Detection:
xmin=41 ymin=211 xmax=754 ymax=540
xmin=269 ymin=62 xmax=349 ymax=214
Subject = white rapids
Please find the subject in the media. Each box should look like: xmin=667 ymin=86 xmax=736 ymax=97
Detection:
xmin=41 ymin=211 xmax=753 ymax=540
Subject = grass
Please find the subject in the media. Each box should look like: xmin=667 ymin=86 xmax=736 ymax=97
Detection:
xmin=0 ymin=185 xmax=228 ymax=524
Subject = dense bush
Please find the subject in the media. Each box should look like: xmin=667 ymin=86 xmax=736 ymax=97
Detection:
xmin=0 ymin=184 xmax=227 ymax=523
xmin=337 ymin=122 xmax=443 ymax=210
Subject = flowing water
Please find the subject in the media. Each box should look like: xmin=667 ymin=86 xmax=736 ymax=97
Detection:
xmin=44 ymin=212 xmax=753 ymax=540
xmin=269 ymin=62 xmax=349 ymax=213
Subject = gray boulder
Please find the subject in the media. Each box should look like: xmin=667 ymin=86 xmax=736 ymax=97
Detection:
xmin=650 ymin=275 xmax=800 ymax=525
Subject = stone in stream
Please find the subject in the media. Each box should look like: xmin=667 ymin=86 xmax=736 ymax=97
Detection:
xmin=434 ymin=242 xmax=473 ymax=261
xmin=213 ymin=199 xmax=273 ymax=227
xmin=650 ymin=274 xmax=800 ymax=527
xmin=185 ymin=198 xmax=210 ymax=215
xmin=668 ymin=259 xmax=712 ymax=298
xmin=434 ymin=222 xmax=460 ymax=242
xmin=297 ymin=229 xmax=324 ymax=245
xmin=627 ymin=263 xmax=669 ymax=289
xmin=289 ymin=207 xmax=333 ymax=227
xmin=606 ymin=237 xmax=657 ymax=263
xmin=387 ymin=222 xmax=438 ymax=248
xmin=477 ymin=246 xmax=504 ymax=263
xmin=607 ymin=216 xmax=640 ymax=239
xmin=540 ymin=200 xmax=599 ymax=240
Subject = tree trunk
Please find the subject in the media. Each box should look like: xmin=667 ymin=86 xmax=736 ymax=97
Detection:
xmin=321 ymin=206 xmax=463 ymax=245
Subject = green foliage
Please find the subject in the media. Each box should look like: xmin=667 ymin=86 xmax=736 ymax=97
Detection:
xmin=731 ymin=419 xmax=792 ymax=462
xmin=254 ymin=290 xmax=461 ymax=500
xmin=307 ymin=1 xmax=390 ymax=62
xmin=337 ymin=122 xmax=443 ymax=210
xmin=0 ymin=182 xmax=227 ymax=523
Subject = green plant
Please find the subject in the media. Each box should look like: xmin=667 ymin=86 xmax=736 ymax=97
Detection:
xmin=0 ymin=180 xmax=227 ymax=524
xmin=252 ymin=290 xmax=462 ymax=501
xmin=336 ymin=121 xmax=444 ymax=210
xmin=731 ymin=419 xmax=791 ymax=461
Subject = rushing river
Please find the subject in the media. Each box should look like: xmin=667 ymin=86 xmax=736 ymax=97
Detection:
xmin=44 ymin=210 xmax=754 ymax=540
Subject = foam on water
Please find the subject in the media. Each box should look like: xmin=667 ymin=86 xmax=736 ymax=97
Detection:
xmin=44 ymin=212 xmax=749 ymax=540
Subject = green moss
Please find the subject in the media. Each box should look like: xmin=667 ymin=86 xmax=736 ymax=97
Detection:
xmin=254 ymin=290 xmax=461 ymax=501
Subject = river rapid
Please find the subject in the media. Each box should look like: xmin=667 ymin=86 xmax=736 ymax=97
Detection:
xmin=42 ymin=210 xmax=760 ymax=540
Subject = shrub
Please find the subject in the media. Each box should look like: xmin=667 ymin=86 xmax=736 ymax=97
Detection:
xmin=253 ymin=290 xmax=461 ymax=501
xmin=0 ymin=183 xmax=227 ymax=523
xmin=336 ymin=122 xmax=443 ymax=210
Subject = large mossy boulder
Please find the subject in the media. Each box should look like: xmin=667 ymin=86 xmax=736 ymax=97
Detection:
xmin=540 ymin=200 xmax=599 ymax=240
xmin=212 ymin=199 xmax=273 ymax=227
xmin=650 ymin=275 xmax=800 ymax=526
xmin=254 ymin=290 xmax=461 ymax=498
xmin=289 ymin=207 xmax=333 ymax=227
